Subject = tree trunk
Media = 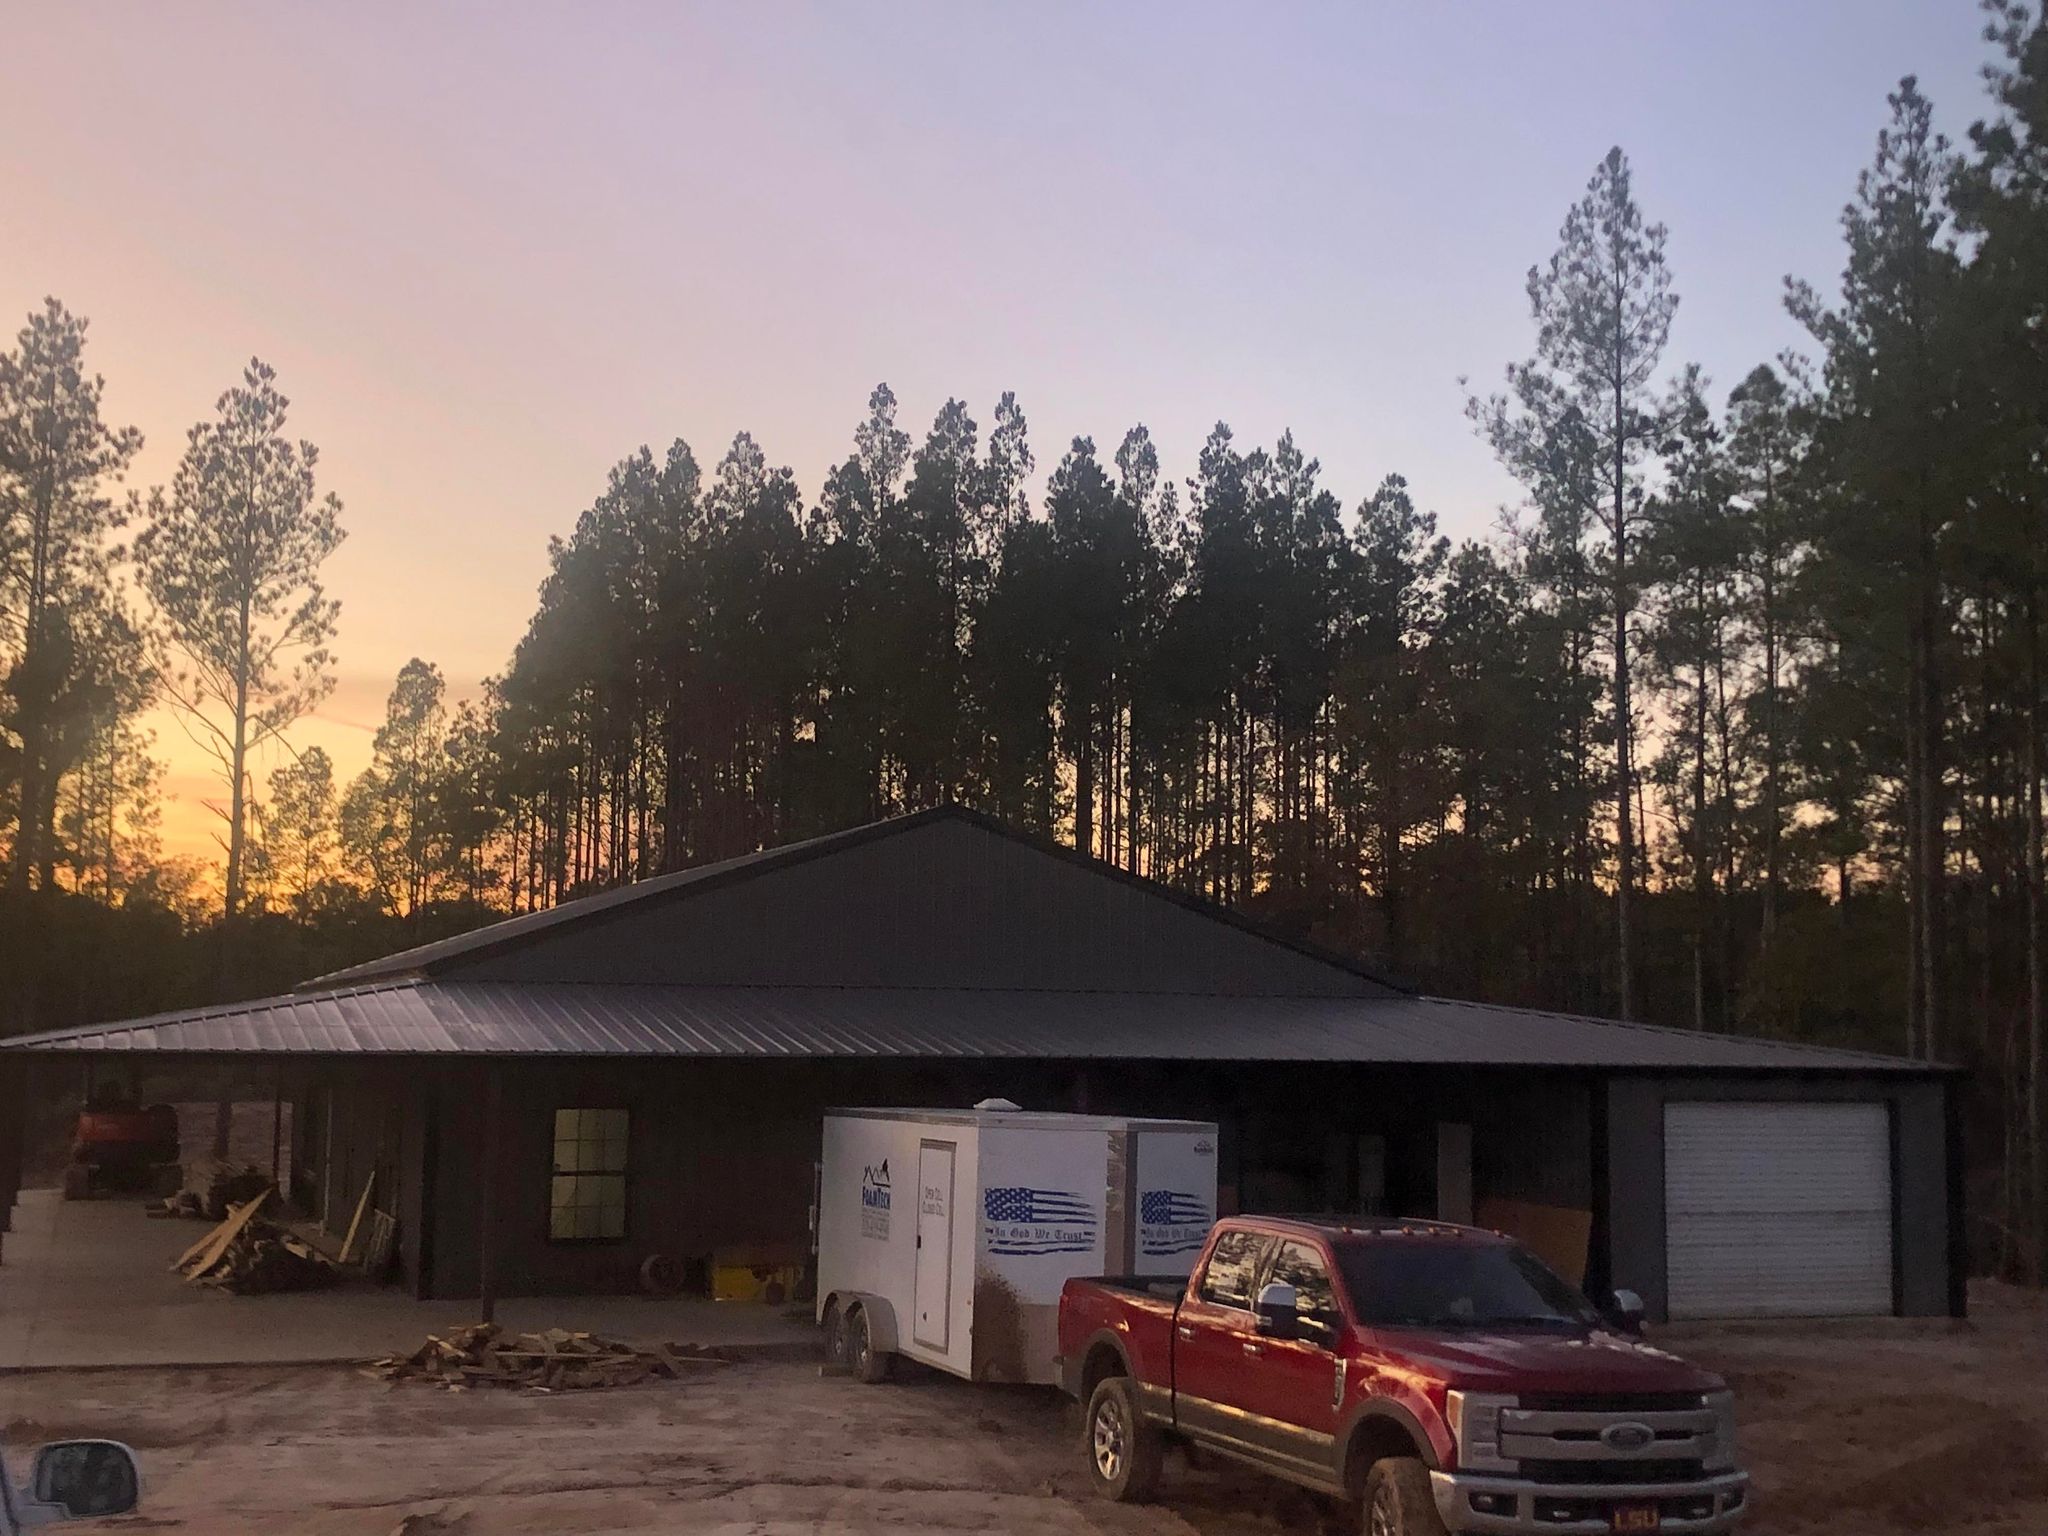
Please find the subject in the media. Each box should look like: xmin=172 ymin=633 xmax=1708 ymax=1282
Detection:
xmin=1760 ymin=468 xmax=1783 ymax=963
xmin=1694 ymin=635 xmax=1710 ymax=1033
xmin=1613 ymin=413 xmax=1637 ymax=1023
xmin=1074 ymin=703 xmax=1094 ymax=858
xmin=2026 ymin=591 xmax=2044 ymax=1285
xmin=1918 ymin=582 xmax=1944 ymax=1061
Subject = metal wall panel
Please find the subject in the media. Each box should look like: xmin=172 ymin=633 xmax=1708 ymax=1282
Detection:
xmin=1663 ymin=1100 xmax=1893 ymax=1319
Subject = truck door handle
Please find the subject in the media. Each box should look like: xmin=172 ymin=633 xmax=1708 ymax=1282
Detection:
xmin=1243 ymin=1341 xmax=1263 ymax=1356
xmin=1176 ymin=1326 xmax=1194 ymax=1340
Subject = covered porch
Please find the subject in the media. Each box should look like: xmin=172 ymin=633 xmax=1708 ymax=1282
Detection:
xmin=0 ymin=1186 xmax=814 ymax=1370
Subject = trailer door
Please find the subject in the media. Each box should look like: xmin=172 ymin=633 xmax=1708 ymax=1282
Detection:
xmin=913 ymin=1139 xmax=957 ymax=1351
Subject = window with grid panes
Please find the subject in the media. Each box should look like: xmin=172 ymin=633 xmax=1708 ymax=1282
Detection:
xmin=549 ymin=1108 xmax=629 ymax=1240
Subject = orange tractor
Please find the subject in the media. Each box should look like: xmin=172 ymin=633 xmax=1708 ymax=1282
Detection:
xmin=62 ymin=1099 xmax=181 ymax=1199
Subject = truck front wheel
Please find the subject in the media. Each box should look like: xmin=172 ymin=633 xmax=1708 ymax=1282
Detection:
xmin=1363 ymin=1457 xmax=1448 ymax=1536
xmin=1083 ymin=1376 xmax=1162 ymax=1502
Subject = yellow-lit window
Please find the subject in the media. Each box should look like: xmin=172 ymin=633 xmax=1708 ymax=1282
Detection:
xmin=549 ymin=1108 xmax=629 ymax=1241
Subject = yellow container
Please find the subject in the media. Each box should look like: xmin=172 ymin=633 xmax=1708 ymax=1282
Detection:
xmin=712 ymin=1262 xmax=801 ymax=1303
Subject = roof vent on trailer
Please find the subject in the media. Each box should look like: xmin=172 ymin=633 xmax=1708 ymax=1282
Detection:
xmin=974 ymin=1097 xmax=1022 ymax=1112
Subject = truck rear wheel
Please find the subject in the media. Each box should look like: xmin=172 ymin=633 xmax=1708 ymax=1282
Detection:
xmin=1084 ymin=1376 xmax=1162 ymax=1502
xmin=1363 ymin=1457 xmax=1448 ymax=1536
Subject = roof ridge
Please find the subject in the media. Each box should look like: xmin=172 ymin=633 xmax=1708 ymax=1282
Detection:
xmin=299 ymin=805 xmax=1405 ymax=997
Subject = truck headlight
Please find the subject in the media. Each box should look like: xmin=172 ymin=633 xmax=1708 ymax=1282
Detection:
xmin=1446 ymin=1390 xmax=1518 ymax=1473
xmin=1703 ymin=1390 xmax=1738 ymax=1472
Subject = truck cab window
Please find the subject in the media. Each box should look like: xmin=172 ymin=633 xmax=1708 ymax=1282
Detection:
xmin=1267 ymin=1240 xmax=1338 ymax=1318
xmin=1196 ymin=1228 xmax=1268 ymax=1308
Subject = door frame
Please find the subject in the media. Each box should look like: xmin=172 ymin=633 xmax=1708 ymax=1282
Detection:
xmin=912 ymin=1138 xmax=957 ymax=1352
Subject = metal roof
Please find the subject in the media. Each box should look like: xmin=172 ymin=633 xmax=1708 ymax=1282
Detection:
xmin=305 ymin=805 xmax=1399 ymax=994
xmin=0 ymin=979 xmax=1939 ymax=1073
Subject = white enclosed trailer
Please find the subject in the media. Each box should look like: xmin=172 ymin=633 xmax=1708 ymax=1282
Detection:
xmin=815 ymin=1107 xmax=1218 ymax=1385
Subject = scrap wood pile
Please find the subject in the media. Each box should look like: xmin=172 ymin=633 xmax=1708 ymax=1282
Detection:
xmin=186 ymin=1160 xmax=271 ymax=1219
xmin=169 ymin=1187 xmax=337 ymax=1295
xmin=365 ymin=1323 xmax=728 ymax=1391
xmin=143 ymin=1164 xmax=270 ymax=1221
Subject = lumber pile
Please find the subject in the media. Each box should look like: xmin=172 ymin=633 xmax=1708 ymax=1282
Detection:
xmin=364 ymin=1324 xmax=727 ymax=1392
xmin=184 ymin=1160 xmax=271 ymax=1220
xmin=169 ymin=1188 xmax=338 ymax=1294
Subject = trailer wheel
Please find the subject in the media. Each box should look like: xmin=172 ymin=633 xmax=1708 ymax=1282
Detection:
xmin=823 ymin=1299 xmax=850 ymax=1368
xmin=849 ymin=1304 xmax=892 ymax=1383
xmin=1363 ymin=1456 xmax=1448 ymax=1536
xmin=1083 ymin=1376 xmax=1162 ymax=1502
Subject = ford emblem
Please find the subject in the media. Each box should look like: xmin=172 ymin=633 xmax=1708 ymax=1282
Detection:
xmin=1601 ymin=1422 xmax=1655 ymax=1453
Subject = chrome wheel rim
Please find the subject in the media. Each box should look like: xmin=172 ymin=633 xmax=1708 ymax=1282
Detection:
xmin=826 ymin=1308 xmax=846 ymax=1364
xmin=1369 ymin=1481 xmax=1398 ymax=1536
xmin=851 ymin=1314 xmax=869 ymax=1373
xmin=1092 ymin=1397 xmax=1126 ymax=1481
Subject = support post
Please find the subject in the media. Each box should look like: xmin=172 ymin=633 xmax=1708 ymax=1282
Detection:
xmin=478 ymin=1063 xmax=503 ymax=1323
xmin=0 ymin=1057 xmax=24 ymax=1248
xmin=270 ymin=1063 xmax=285 ymax=1192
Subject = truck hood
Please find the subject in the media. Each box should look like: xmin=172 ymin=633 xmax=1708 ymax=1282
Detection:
xmin=1371 ymin=1326 xmax=1724 ymax=1396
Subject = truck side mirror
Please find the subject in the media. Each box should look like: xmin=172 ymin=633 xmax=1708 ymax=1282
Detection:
xmin=1253 ymin=1280 xmax=1299 ymax=1339
xmin=1606 ymin=1288 xmax=1647 ymax=1336
xmin=31 ymin=1439 xmax=140 ymax=1521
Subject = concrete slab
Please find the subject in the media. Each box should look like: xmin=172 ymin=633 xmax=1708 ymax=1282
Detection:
xmin=0 ymin=1188 xmax=817 ymax=1370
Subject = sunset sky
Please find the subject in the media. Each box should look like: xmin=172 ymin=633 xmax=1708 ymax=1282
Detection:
xmin=1 ymin=2 xmax=1992 ymax=863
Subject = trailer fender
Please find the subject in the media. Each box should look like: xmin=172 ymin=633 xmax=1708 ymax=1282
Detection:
xmin=838 ymin=1292 xmax=900 ymax=1354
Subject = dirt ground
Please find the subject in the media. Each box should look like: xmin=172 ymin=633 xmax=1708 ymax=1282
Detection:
xmin=3 ymin=1284 xmax=2044 ymax=1536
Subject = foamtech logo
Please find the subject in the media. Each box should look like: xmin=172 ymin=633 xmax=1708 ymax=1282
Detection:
xmin=861 ymin=1161 xmax=892 ymax=1208
xmin=859 ymin=1160 xmax=891 ymax=1239
xmin=983 ymin=1187 xmax=1099 ymax=1256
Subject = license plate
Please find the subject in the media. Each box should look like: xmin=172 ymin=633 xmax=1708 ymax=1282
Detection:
xmin=1611 ymin=1506 xmax=1661 ymax=1534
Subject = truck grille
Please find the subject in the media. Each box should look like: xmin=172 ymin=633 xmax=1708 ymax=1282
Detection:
xmin=1517 ymin=1392 xmax=1706 ymax=1413
xmin=1500 ymin=1399 xmax=1716 ymax=1487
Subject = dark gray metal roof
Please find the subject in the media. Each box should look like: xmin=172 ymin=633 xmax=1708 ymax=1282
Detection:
xmin=0 ymin=979 xmax=1939 ymax=1073
xmin=306 ymin=805 xmax=1399 ymax=995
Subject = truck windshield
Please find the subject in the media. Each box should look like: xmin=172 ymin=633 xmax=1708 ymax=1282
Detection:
xmin=1334 ymin=1237 xmax=1599 ymax=1329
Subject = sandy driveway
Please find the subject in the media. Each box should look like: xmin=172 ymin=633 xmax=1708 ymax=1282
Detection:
xmin=4 ymin=1286 xmax=2045 ymax=1535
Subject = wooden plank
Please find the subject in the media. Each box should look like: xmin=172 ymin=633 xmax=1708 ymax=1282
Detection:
xmin=1474 ymin=1197 xmax=1593 ymax=1288
xmin=175 ymin=1188 xmax=272 ymax=1279
xmin=337 ymin=1171 xmax=376 ymax=1264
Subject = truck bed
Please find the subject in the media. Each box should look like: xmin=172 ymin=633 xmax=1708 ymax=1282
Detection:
xmin=1084 ymin=1274 xmax=1187 ymax=1300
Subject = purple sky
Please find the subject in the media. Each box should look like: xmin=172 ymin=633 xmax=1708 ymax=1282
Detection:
xmin=0 ymin=2 xmax=1997 ymax=858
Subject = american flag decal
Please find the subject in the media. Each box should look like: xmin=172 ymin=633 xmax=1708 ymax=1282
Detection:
xmin=1139 ymin=1189 xmax=1212 ymax=1255
xmin=982 ymin=1187 xmax=1098 ymax=1255
xmin=1141 ymin=1190 xmax=1210 ymax=1225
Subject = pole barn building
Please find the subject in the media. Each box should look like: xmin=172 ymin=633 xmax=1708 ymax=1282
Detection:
xmin=0 ymin=806 xmax=1963 ymax=1323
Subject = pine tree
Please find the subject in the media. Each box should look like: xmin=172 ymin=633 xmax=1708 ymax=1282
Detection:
xmin=1472 ymin=148 xmax=1679 ymax=1018
xmin=136 ymin=359 xmax=345 ymax=923
xmin=0 ymin=299 xmax=144 ymax=890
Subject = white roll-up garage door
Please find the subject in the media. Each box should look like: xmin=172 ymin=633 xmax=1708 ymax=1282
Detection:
xmin=1663 ymin=1100 xmax=1893 ymax=1319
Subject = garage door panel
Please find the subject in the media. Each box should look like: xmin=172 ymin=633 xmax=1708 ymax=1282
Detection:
xmin=1663 ymin=1102 xmax=1893 ymax=1319
xmin=1667 ymin=1215 xmax=1894 ymax=1318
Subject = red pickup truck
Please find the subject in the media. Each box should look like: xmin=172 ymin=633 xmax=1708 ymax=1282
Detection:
xmin=1058 ymin=1216 xmax=1748 ymax=1535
